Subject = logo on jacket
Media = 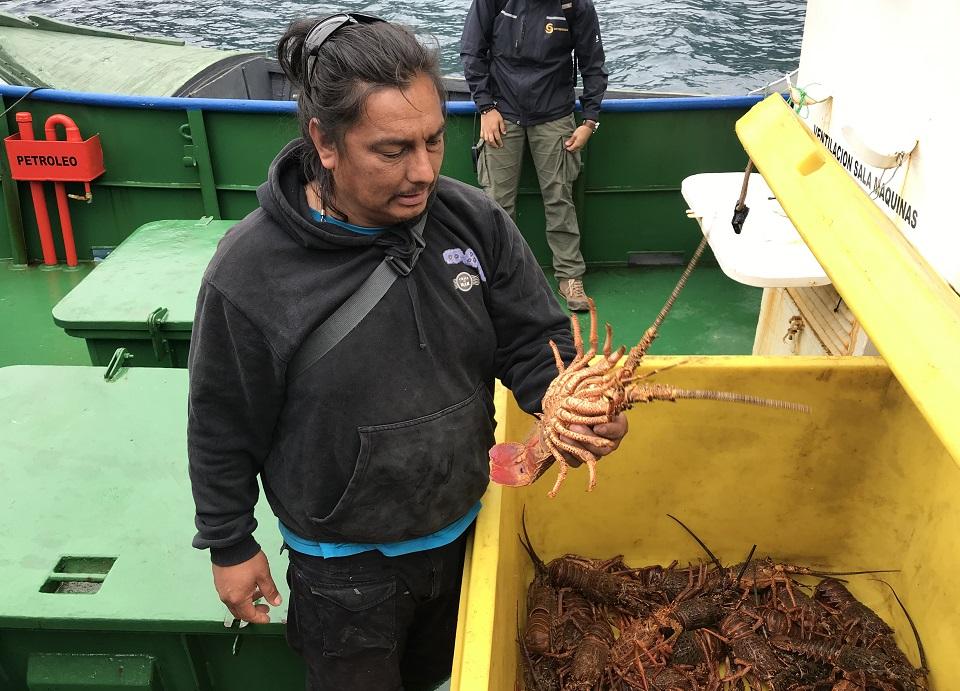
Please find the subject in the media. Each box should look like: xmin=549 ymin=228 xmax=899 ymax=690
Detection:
xmin=443 ymin=247 xmax=486 ymax=282
xmin=545 ymin=22 xmax=568 ymax=34
xmin=453 ymin=272 xmax=481 ymax=292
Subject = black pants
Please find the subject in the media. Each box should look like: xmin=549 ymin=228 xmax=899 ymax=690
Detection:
xmin=285 ymin=530 xmax=468 ymax=691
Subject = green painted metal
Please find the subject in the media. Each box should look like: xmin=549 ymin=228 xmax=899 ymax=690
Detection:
xmin=1 ymin=99 xmax=207 ymax=262
xmin=103 ymin=347 xmax=134 ymax=381
xmin=27 ymin=653 xmax=157 ymax=689
xmin=0 ymin=23 xmax=255 ymax=95
xmin=2 ymin=630 xmax=301 ymax=690
xmin=0 ymin=259 xmax=91 ymax=366
xmin=1 ymin=96 xmax=750 ymax=267
xmin=0 ymin=12 xmax=37 ymax=29
xmin=45 ymin=223 xmax=759 ymax=368
xmin=0 ymin=106 xmax=27 ymax=264
xmin=0 ymin=44 xmax=45 ymax=88
xmin=568 ymin=266 xmax=760 ymax=355
xmin=0 ymin=365 xmax=304 ymax=690
xmin=0 ymin=12 xmax=181 ymax=45
xmin=184 ymin=111 xmax=222 ymax=219
xmin=51 ymin=219 xmax=236 ymax=366
xmin=25 ymin=15 xmax=184 ymax=46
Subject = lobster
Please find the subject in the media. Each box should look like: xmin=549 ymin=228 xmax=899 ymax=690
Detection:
xmin=518 ymin=614 xmax=561 ymax=691
xmin=489 ymin=237 xmax=811 ymax=497
xmin=632 ymin=563 xmax=709 ymax=605
xmin=524 ymin=577 xmax=559 ymax=655
xmin=556 ymin=588 xmax=596 ymax=651
xmin=719 ymin=611 xmax=788 ymax=686
xmin=814 ymin=577 xmax=894 ymax=645
xmin=519 ymin=512 xmax=657 ymax=614
xmin=611 ymin=614 xmax=666 ymax=672
xmin=770 ymin=635 xmax=927 ymax=690
xmin=668 ymin=628 xmax=724 ymax=669
xmin=566 ymin=620 xmax=615 ymax=691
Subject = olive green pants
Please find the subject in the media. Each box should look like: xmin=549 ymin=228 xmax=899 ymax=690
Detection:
xmin=477 ymin=113 xmax=585 ymax=281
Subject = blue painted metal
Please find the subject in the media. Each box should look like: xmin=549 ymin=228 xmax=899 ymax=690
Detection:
xmin=0 ymin=85 xmax=298 ymax=113
xmin=0 ymin=84 xmax=765 ymax=115
xmin=447 ymin=94 xmax=766 ymax=114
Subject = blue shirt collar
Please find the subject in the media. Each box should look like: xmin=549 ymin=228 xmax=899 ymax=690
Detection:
xmin=309 ymin=207 xmax=387 ymax=235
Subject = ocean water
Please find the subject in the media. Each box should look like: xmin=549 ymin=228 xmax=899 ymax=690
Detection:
xmin=2 ymin=0 xmax=806 ymax=94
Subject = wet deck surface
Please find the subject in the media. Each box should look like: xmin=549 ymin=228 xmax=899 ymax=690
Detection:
xmin=1 ymin=259 xmax=761 ymax=368
xmin=0 ymin=260 xmax=93 ymax=367
xmin=564 ymin=265 xmax=761 ymax=355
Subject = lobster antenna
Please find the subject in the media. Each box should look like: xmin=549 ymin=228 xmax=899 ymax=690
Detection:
xmin=873 ymin=578 xmax=928 ymax=671
xmin=519 ymin=506 xmax=546 ymax=572
xmin=649 ymin=237 xmax=709 ymax=337
xmin=667 ymin=388 xmax=811 ymax=413
xmin=810 ymin=568 xmax=900 ymax=576
xmin=666 ymin=513 xmax=723 ymax=572
xmin=628 ymin=359 xmax=691 ymax=382
xmin=623 ymin=237 xmax=709 ymax=375
xmin=736 ymin=544 xmax=758 ymax=589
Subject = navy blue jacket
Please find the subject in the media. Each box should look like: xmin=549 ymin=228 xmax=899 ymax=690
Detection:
xmin=460 ymin=0 xmax=609 ymax=126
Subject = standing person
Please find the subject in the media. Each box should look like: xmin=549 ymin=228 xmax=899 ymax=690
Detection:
xmin=460 ymin=0 xmax=608 ymax=312
xmin=187 ymin=14 xmax=627 ymax=691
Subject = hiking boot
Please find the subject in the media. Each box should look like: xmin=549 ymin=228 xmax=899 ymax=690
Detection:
xmin=558 ymin=277 xmax=590 ymax=312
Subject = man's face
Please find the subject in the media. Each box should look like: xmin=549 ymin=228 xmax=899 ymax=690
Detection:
xmin=311 ymin=73 xmax=445 ymax=227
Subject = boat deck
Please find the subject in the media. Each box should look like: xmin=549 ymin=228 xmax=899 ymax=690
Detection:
xmin=1 ymin=261 xmax=93 ymax=367
xmin=0 ymin=258 xmax=760 ymax=691
xmin=1 ymin=259 xmax=761 ymax=368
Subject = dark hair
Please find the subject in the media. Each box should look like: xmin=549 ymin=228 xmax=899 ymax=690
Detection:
xmin=277 ymin=18 xmax=446 ymax=216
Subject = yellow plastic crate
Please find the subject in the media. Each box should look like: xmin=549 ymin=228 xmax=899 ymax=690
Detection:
xmin=451 ymin=356 xmax=959 ymax=690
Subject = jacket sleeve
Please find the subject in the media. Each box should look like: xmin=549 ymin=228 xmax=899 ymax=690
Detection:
xmin=486 ymin=205 xmax=575 ymax=414
xmin=187 ymin=280 xmax=286 ymax=566
xmin=459 ymin=0 xmax=499 ymax=110
xmin=572 ymin=0 xmax=609 ymax=122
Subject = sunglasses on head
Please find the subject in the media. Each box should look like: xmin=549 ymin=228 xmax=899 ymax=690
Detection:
xmin=303 ymin=12 xmax=386 ymax=75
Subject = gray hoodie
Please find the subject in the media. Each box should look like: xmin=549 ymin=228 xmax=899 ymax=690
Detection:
xmin=187 ymin=140 xmax=574 ymax=566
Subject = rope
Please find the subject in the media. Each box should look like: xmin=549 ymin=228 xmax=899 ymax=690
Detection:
xmin=736 ymin=159 xmax=753 ymax=210
xmin=789 ymin=86 xmax=810 ymax=117
xmin=0 ymin=87 xmax=50 ymax=120
xmin=731 ymin=159 xmax=753 ymax=233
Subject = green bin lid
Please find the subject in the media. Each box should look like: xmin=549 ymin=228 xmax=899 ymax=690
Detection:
xmin=52 ymin=219 xmax=237 ymax=333
xmin=0 ymin=14 xmax=261 ymax=95
xmin=0 ymin=365 xmax=284 ymax=630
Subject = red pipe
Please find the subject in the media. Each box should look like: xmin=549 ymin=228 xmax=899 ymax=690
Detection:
xmin=44 ymin=114 xmax=82 ymax=267
xmin=15 ymin=113 xmax=57 ymax=266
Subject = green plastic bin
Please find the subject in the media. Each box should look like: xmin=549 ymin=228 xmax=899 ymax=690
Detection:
xmin=52 ymin=219 xmax=236 ymax=368
xmin=0 ymin=364 xmax=302 ymax=689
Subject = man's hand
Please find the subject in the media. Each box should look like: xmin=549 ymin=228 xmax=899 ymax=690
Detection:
xmin=213 ymin=550 xmax=282 ymax=625
xmin=564 ymin=124 xmax=594 ymax=152
xmin=558 ymin=413 xmax=628 ymax=466
xmin=480 ymin=108 xmax=507 ymax=148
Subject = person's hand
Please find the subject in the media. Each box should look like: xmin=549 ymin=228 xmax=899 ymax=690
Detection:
xmin=213 ymin=550 xmax=282 ymax=625
xmin=480 ymin=108 xmax=507 ymax=148
xmin=564 ymin=124 xmax=594 ymax=152
xmin=558 ymin=413 xmax=629 ymax=466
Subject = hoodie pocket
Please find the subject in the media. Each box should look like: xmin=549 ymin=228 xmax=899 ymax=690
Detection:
xmin=307 ymin=384 xmax=494 ymax=542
